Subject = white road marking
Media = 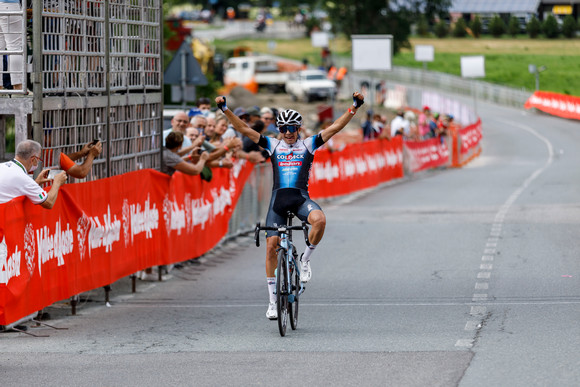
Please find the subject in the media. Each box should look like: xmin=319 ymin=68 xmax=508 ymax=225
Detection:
xmin=480 ymin=264 xmax=493 ymax=270
xmin=455 ymin=339 xmax=474 ymax=348
xmin=464 ymin=321 xmax=479 ymax=331
xmin=472 ymin=294 xmax=488 ymax=301
xmin=477 ymin=272 xmax=491 ymax=279
xmin=475 ymin=282 xmax=489 ymax=290
xmin=482 ymin=255 xmax=494 ymax=261
xmin=470 ymin=306 xmax=487 ymax=315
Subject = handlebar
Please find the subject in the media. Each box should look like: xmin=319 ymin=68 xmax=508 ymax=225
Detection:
xmin=254 ymin=222 xmax=309 ymax=247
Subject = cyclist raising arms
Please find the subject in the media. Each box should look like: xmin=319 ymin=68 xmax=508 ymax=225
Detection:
xmin=215 ymin=92 xmax=364 ymax=319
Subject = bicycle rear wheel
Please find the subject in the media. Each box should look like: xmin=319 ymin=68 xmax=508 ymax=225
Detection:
xmin=289 ymin=260 xmax=299 ymax=330
xmin=276 ymin=249 xmax=288 ymax=337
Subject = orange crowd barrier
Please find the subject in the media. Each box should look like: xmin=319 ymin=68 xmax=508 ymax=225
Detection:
xmin=525 ymin=91 xmax=580 ymax=121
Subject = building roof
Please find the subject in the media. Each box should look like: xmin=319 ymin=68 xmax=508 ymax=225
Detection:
xmin=450 ymin=0 xmax=541 ymax=14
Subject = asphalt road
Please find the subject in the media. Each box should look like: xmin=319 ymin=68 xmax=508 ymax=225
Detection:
xmin=1 ymin=99 xmax=579 ymax=386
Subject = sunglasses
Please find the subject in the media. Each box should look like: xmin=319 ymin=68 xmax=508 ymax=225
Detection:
xmin=279 ymin=125 xmax=299 ymax=134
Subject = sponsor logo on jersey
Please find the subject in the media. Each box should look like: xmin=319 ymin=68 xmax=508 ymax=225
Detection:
xmin=279 ymin=161 xmax=302 ymax=167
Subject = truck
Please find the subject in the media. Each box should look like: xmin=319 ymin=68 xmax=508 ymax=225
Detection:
xmin=223 ymin=55 xmax=303 ymax=94
xmin=284 ymin=69 xmax=337 ymax=103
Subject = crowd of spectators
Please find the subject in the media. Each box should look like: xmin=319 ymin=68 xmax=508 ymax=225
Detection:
xmin=360 ymin=105 xmax=455 ymax=144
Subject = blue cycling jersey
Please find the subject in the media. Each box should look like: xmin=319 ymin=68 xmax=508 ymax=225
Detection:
xmin=258 ymin=134 xmax=325 ymax=191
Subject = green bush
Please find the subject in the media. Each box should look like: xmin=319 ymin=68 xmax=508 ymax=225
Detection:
xmin=527 ymin=15 xmax=541 ymax=38
xmin=562 ymin=15 xmax=577 ymax=38
xmin=417 ymin=15 xmax=430 ymax=37
xmin=453 ymin=17 xmax=467 ymax=37
xmin=489 ymin=15 xmax=506 ymax=38
xmin=434 ymin=20 xmax=449 ymax=38
xmin=470 ymin=15 xmax=482 ymax=38
xmin=508 ymin=16 xmax=520 ymax=37
xmin=542 ymin=14 xmax=560 ymax=38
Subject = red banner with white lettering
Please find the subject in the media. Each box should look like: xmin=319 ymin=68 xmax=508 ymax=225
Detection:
xmin=525 ymin=91 xmax=580 ymax=120
xmin=308 ymin=137 xmax=404 ymax=199
xmin=0 ymin=162 xmax=254 ymax=325
xmin=459 ymin=119 xmax=482 ymax=155
xmin=404 ymin=137 xmax=449 ymax=172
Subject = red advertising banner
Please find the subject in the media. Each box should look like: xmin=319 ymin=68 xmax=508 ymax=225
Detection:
xmin=0 ymin=162 xmax=254 ymax=325
xmin=459 ymin=119 xmax=482 ymax=155
xmin=308 ymin=137 xmax=404 ymax=199
xmin=404 ymin=138 xmax=449 ymax=173
xmin=525 ymin=91 xmax=580 ymax=120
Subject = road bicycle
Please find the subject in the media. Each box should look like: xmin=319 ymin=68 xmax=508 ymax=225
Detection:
xmin=255 ymin=212 xmax=309 ymax=336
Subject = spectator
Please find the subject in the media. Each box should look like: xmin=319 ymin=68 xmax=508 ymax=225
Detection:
xmin=243 ymin=120 xmax=269 ymax=160
xmin=390 ymin=109 xmax=409 ymax=137
xmin=260 ymin=107 xmax=277 ymax=134
xmin=212 ymin=115 xmax=263 ymax=163
xmin=427 ymin=113 xmax=439 ymax=139
xmin=361 ymin=110 xmax=374 ymax=141
xmin=59 ymin=140 xmax=103 ymax=179
xmin=205 ymin=116 xmax=216 ymax=138
xmin=0 ymin=140 xmax=67 ymax=209
xmin=222 ymin=107 xmax=248 ymax=139
xmin=185 ymin=126 xmax=200 ymax=144
xmin=246 ymin=107 xmax=261 ymax=125
xmin=404 ymin=111 xmax=419 ymax=141
xmin=436 ymin=114 xmax=453 ymax=144
xmin=161 ymin=131 xmax=208 ymax=177
xmin=0 ymin=0 xmax=24 ymax=91
xmin=191 ymin=115 xmax=207 ymax=138
xmin=196 ymin=97 xmax=212 ymax=117
xmin=163 ymin=111 xmax=189 ymax=145
xmin=418 ymin=106 xmax=431 ymax=139
xmin=210 ymin=116 xmax=228 ymax=144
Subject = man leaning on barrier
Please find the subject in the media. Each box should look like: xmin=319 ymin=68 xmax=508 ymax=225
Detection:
xmin=0 ymin=140 xmax=67 ymax=209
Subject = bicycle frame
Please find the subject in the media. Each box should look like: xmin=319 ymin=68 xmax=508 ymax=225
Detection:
xmin=254 ymin=212 xmax=309 ymax=336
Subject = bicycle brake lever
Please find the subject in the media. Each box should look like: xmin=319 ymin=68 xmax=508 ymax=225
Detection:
xmin=254 ymin=222 xmax=261 ymax=247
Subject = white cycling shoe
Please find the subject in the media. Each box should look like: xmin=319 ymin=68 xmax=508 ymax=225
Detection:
xmin=300 ymin=259 xmax=312 ymax=283
xmin=266 ymin=302 xmax=277 ymax=320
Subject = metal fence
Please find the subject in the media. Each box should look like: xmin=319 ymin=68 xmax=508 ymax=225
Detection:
xmin=0 ymin=0 xmax=163 ymax=181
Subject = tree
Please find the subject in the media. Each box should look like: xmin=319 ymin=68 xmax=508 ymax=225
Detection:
xmin=562 ymin=15 xmax=578 ymax=38
xmin=527 ymin=15 xmax=541 ymax=38
xmin=323 ymin=0 xmax=416 ymax=54
xmin=470 ymin=15 xmax=482 ymax=38
xmin=434 ymin=20 xmax=449 ymax=38
xmin=508 ymin=16 xmax=520 ymax=37
xmin=489 ymin=15 xmax=506 ymax=38
xmin=408 ymin=0 xmax=452 ymax=27
xmin=543 ymin=14 xmax=560 ymax=38
xmin=417 ymin=15 xmax=430 ymax=37
xmin=453 ymin=17 xmax=467 ymax=37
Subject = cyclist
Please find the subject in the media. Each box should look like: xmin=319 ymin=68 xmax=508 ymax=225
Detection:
xmin=215 ymin=92 xmax=364 ymax=319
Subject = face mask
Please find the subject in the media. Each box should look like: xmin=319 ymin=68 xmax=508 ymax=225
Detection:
xmin=28 ymin=156 xmax=40 ymax=173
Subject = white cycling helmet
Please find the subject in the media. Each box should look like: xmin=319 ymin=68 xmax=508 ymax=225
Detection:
xmin=276 ymin=109 xmax=303 ymax=127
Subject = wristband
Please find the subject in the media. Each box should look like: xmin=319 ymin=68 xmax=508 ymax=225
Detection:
xmin=348 ymin=108 xmax=356 ymax=115
xmin=223 ymin=145 xmax=229 ymax=151
xmin=217 ymin=96 xmax=228 ymax=112
xmin=188 ymin=154 xmax=193 ymax=161
xmin=219 ymin=159 xmax=223 ymax=167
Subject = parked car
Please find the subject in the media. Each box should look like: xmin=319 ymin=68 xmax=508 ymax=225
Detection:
xmin=285 ymin=69 xmax=337 ymax=102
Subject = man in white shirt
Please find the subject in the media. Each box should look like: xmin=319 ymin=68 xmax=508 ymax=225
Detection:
xmin=390 ymin=109 xmax=410 ymax=138
xmin=0 ymin=140 xmax=67 ymax=209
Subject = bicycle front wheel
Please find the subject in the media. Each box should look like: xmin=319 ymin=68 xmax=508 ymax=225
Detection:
xmin=276 ymin=249 xmax=289 ymax=337
xmin=289 ymin=259 xmax=299 ymax=330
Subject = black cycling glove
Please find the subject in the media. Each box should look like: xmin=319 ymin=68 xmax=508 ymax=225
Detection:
xmin=217 ymin=96 xmax=228 ymax=112
xmin=352 ymin=93 xmax=364 ymax=108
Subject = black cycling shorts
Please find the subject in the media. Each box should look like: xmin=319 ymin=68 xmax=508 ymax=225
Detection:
xmin=264 ymin=188 xmax=322 ymax=238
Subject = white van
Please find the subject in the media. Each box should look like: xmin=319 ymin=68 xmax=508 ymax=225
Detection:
xmin=223 ymin=55 xmax=302 ymax=93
